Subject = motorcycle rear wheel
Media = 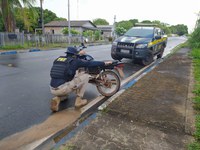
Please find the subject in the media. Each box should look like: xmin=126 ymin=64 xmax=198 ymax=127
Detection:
xmin=96 ymin=70 xmax=121 ymax=97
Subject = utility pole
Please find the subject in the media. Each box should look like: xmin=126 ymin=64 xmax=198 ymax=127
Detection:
xmin=113 ymin=15 xmax=116 ymax=39
xmin=77 ymin=0 xmax=79 ymax=19
xmin=40 ymin=0 xmax=44 ymax=35
xmin=68 ymin=0 xmax=71 ymax=44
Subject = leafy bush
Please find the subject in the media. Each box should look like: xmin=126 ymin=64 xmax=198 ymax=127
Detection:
xmin=94 ymin=30 xmax=101 ymax=41
xmin=188 ymin=142 xmax=200 ymax=150
xmin=82 ymin=30 xmax=93 ymax=38
xmin=189 ymin=27 xmax=200 ymax=48
xmin=62 ymin=27 xmax=80 ymax=35
xmin=115 ymin=26 xmax=126 ymax=36
xmin=108 ymin=37 xmax=113 ymax=42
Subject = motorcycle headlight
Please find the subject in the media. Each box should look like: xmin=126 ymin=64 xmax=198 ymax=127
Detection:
xmin=135 ymin=44 xmax=148 ymax=49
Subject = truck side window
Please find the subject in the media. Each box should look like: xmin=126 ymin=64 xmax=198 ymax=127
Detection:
xmin=157 ymin=29 xmax=161 ymax=36
xmin=154 ymin=29 xmax=159 ymax=40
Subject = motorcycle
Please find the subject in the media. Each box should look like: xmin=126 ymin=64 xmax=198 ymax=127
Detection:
xmin=76 ymin=43 xmax=124 ymax=97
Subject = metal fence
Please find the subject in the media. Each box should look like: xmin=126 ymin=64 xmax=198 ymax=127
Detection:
xmin=0 ymin=32 xmax=24 ymax=46
xmin=0 ymin=32 xmax=109 ymax=47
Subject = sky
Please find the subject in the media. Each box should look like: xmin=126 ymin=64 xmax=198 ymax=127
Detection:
xmin=35 ymin=0 xmax=200 ymax=33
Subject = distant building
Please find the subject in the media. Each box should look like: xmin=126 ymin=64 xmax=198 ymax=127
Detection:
xmin=96 ymin=25 xmax=114 ymax=38
xmin=44 ymin=20 xmax=97 ymax=34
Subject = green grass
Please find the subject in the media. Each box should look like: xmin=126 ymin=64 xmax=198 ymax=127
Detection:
xmin=194 ymin=115 xmax=200 ymax=140
xmin=187 ymin=26 xmax=200 ymax=149
xmin=0 ymin=44 xmax=27 ymax=50
xmin=189 ymin=47 xmax=200 ymax=149
xmin=188 ymin=142 xmax=200 ymax=150
xmin=0 ymin=42 xmax=81 ymax=51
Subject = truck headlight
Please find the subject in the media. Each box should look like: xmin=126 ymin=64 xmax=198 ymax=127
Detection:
xmin=112 ymin=41 xmax=118 ymax=46
xmin=135 ymin=44 xmax=148 ymax=49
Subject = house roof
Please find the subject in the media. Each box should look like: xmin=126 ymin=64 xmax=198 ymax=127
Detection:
xmin=44 ymin=20 xmax=97 ymax=28
xmin=97 ymin=25 xmax=113 ymax=31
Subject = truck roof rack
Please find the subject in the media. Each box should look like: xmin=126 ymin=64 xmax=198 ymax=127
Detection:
xmin=134 ymin=23 xmax=158 ymax=27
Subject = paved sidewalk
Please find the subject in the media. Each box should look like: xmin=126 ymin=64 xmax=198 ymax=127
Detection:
xmin=60 ymin=48 xmax=195 ymax=150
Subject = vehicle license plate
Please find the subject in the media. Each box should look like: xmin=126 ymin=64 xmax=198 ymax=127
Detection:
xmin=121 ymin=49 xmax=129 ymax=53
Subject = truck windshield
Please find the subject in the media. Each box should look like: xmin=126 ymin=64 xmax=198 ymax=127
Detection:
xmin=124 ymin=28 xmax=154 ymax=38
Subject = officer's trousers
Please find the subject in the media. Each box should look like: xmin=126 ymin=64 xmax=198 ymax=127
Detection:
xmin=50 ymin=72 xmax=90 ymax=98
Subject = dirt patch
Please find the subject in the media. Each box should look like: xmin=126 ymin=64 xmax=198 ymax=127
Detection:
xmin=108 ymin=48 xmax=192 ymax=132
xmin=0 ymin=108 xmax=81 ymax=150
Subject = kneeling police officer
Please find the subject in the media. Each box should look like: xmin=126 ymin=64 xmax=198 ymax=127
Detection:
xmin=50 ymin=46 xmax=112 ymax=112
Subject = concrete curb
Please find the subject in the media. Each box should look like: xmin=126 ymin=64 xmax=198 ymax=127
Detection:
xmin=49 ymin=43 xmax=188 ymax=149
xmin=0 ymin=49 xmax=41 ymax=55
xmin=34 ymin=59 xmax=163 ymax=150
xmin=48 ymin=43 xmax=185 ymax=149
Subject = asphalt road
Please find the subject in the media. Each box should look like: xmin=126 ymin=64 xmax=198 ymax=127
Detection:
xmin=0 ymin=37 xmax=186 ymax=140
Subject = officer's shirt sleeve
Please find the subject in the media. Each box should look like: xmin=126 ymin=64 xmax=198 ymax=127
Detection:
xmin=77 ymin=59 xmax=105 ymax=68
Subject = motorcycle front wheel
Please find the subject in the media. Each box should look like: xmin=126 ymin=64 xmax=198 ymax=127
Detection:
xmin=96 ymin=70 xmax=121 ymax=97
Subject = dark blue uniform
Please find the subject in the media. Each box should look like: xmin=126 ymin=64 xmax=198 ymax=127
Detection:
xmin=50 ymin=56 xmax=105 ymax=88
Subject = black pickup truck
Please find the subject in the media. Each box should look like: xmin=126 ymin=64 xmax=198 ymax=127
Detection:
xmin=111 ymin=26 xmax=167 ymax=65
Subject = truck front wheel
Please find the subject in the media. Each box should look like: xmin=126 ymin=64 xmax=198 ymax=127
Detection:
xmin=141 ymin=53 xmax=153 ymax=66
xmin=111 ymin=53 xmax=122 ymax=61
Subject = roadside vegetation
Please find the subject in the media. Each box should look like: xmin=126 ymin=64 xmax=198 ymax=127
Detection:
xmin=188 ymin=26 xmax=200 ymax=150
xmin=0 ymin=0 xmax=188 ymax=36
xmin=114 ymin=19 xmax=188 ymax=36
xmin=0 ymin=1 xmax=188 ymax=51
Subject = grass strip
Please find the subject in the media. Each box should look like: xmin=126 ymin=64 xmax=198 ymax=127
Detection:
xmin=188 ymin=48 xmax=200 ymax=149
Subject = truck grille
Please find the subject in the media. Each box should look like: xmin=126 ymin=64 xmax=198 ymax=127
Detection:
xmin=117 ymin=42 xmax=135 ymax=49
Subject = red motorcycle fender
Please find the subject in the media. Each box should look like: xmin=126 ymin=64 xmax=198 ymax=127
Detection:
xmin=114 ymin=64 xmax=125 ymax=79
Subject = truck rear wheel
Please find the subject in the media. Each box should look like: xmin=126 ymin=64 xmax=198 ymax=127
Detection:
xmin=157 ymin=45 xmax=165 ymax=59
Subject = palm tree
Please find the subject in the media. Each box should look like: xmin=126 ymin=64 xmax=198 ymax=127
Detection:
xmin=0 ymin=0 xmax=36 ymax=32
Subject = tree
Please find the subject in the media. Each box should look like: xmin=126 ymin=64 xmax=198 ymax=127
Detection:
xmin=115 ymin=26 xmax=126 ymax=35
xmin=0 ymin=13 xmax=5 ymax=31
xmin=93 ymin=18 xmax=109 ymax=25
xmin=54 ymin=17 xmax=67 ymax=21
xmin=94 ymin=30 xmax=101 ymax=41
xmin=14 ymin=7 xmax=66 ymax=33
xmin=112 ymin=18 xmax=188 ymax=36
xmin=0 ymin=0 xmax=36 ymax=32
xmin=152 ymin=20 xmax=171 ymax=34
xmin=33 ymin=7 xmax=66 ymax=24
xmin=141 ymin=20 xmax=152 ymax=24
xmin=116 ymin=20 xmax=133 ymax=31
xmin=129 ymin=19 xmax=139 ymax=26
xmin=170 ymin=24 xmax=188 ymax=36
xmin=175 ymin=24 xmax=188 ymax=35
xmin=15 ymin=7 xmax=38 ymax=32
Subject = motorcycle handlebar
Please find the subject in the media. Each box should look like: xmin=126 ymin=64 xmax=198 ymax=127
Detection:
xmin=73 ymin=43 xmax=87 ymax=52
